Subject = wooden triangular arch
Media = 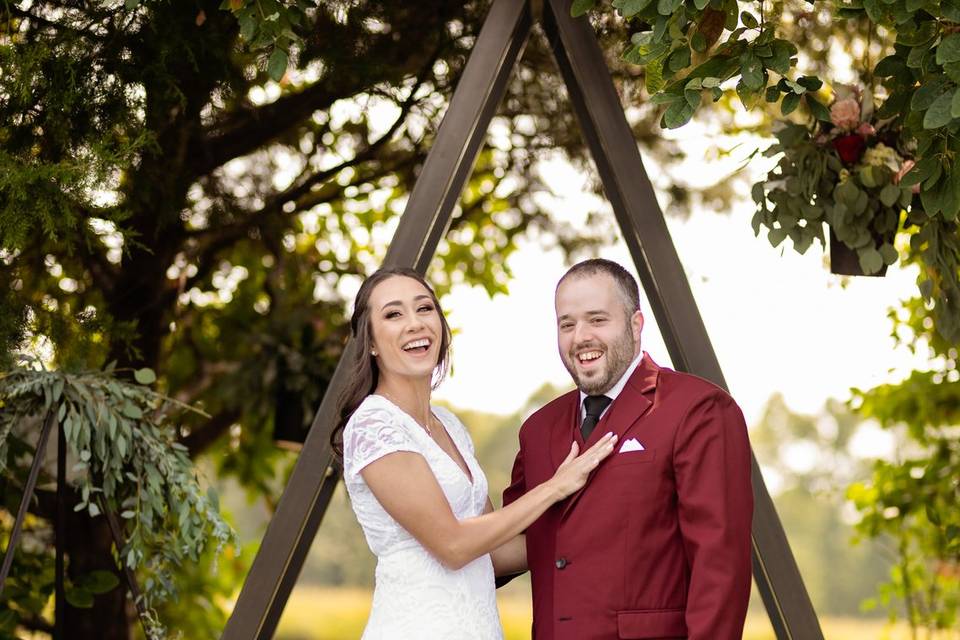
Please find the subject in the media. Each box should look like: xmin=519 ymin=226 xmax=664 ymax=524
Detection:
xmin=222 ymin=1 xmax=824 ymax=638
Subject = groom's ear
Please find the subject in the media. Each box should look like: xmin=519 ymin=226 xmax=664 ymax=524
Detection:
xmin=631 ymin=309 xmax=644 ymax=345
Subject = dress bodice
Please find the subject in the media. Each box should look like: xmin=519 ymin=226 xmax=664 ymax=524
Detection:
xmin=342 ymin=394 xmax=503 ymax=639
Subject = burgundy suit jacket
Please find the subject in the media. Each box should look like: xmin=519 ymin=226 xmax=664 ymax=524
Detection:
xmin=503 ymin=354 xmax=753 ymax=640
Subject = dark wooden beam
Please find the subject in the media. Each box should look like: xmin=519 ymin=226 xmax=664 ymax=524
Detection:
xmin=220 ymin=1 xmax=533 ymax=636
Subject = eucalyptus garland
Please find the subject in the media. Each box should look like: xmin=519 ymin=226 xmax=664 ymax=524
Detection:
xmin=0 ymin=359 xmax=237 ymax=639
xmin=567 ymin=0 xmax=960 ymax=344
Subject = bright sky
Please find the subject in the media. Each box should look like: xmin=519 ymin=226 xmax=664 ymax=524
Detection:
xmin=427 ymin=147 xmax=927 ymax=431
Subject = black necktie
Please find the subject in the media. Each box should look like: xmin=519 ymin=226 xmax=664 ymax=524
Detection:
xmin=580 ymin=395 xmax=612 ymax=441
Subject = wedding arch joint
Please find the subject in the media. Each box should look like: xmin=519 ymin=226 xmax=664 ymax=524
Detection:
xmin=222 ymin=1 xmax=824 ymax=638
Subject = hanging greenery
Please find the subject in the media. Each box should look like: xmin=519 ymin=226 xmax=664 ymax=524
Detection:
xmin=0 ymin=360 xmax=238 ymax=639
xmin=571 ymin=0 xmax=960 ymax=344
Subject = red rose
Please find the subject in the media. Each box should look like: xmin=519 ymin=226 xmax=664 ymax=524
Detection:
xmin=833 ymin=134 xmax=866 ymax=165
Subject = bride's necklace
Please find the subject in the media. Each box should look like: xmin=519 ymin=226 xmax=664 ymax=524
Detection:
xmin=378 ymin=390 xmax=434 ymax=436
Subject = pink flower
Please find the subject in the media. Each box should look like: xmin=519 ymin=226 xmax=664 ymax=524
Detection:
xmin=830 ymin=98 xmax=861 ymax=131
xmin=856 ymin=122 xmax=875 ymax=137
xmin=893 ymin=159 xmax=921 ymax=193
xmin=893 ymin=159 xmax=914 ymax=185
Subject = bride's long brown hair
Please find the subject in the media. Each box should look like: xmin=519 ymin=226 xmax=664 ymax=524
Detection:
xmin=330 ymin=267 xmax=452 ymax=459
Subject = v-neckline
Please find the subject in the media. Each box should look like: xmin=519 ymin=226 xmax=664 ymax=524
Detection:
xmin=372 ymin=394 xmax=475 ymax=487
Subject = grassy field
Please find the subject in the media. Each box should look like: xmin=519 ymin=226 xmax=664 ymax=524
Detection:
xmin=275 ymin=587 xmax=913 ymax=639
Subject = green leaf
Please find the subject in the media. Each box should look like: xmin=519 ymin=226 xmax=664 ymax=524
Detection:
xmin=740 ymin=51 xmax=764 ymax=90
xmin=645 ymin=56 xmax=666 ymax=94
xmin=880 ymin=183 xmax=901 ymax=207
xmin=767 ymin=40 xmax=795 ymax=75
xmin=805 ymin=95 xmax=831 ymax=122
xmin=662 ymin=100 xmax=695 ymax=128
xmin=134 ymin=368 xmax=156 ymax=385
xmin=797 ymin=75 xmax=822 ymax=91
xmin=901 ymin=156 xmax=938 ymax=187
xmin=124 ymin=0 xmax=140 ymax=8
xmin=571 ymin=0 xmax=597 ymax=17
xmin=765 ymin=86 xmax=780 ymax=102
xmin=650 ymin=89 xmax=682 ymax=104
xmin=615 ymin=0 xmax=654 ymax=18
xmin=877 ymin=89 xmax=911 ymax=119
xmin=862 ymin=0 xmax=883 ymax=21
xmin=923 ymin=89 xmax=957 ymax=129
xmin=121 ymin=401 xmax=142 ymax=419
xmin=267 ymin=48 xmax=288 ymax=82
xmin=740 ymin=11 xmax=758 ymax=28
xmin=207 ymin=486 xmax=221 ymax=511
xmin=943 ymin=0 xmax=960 ymax=21
xmin=858 ymin=247 xmax=884 ymax=274
xmin=906 ymin=43 xmax=929 ymax=69
xmin=783 ymin=79 xmax=805 ymax=94
xmin=936 ymin=33 xmax=960 ymax=64
xmin=781 ymin=92 xmax=801 ymax=115
xmin=65 ymin=587 xmax=94 ymax=609
xmin=952 ymin=87 xmax=960 ymax=118
xmin=239 ymin=15 xmax=257 ymax=42
xmin=768 ymin=227 xmax=788 ymax=247
xmin=656 ymin=0 xmax=682 ymax=15
xmin=667 ymin=46 xmax=691 ymax=73
xmin=911 ymin=76 xmax=950 ymax=111
xmin=874 ymin=54 xmax=908 ymax=77
xmin=896 ymin=21 xmax=938 ymax=47
xmin=121 ymin=510 xmax=136 ymax=519
xmin=736 ymin=79 xmax=761 ymax=109
xmin=82 ymin=570 xmax=120 ymax=594
xmin=941 ymin=171 xmax=960 ymax=220
xmin=879 ymin=243 xmax=899 ymax=265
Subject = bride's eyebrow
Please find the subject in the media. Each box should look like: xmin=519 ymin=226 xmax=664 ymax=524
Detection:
xmin=380 ymin=295 xmax=432 ymax=311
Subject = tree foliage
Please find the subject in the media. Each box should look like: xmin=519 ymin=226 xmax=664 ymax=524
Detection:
xmin=0 ymin=0 xmax=720 ymax=635
xmin=0 ymin=361 xmax=237 ymax=638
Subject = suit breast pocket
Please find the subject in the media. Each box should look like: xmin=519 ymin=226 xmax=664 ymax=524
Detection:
xmin=607 ymin=449 xmax=657 ymax=467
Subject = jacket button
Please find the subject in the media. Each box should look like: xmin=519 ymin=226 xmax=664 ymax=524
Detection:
xmin=555 ymin=557 xmax=568 ymax=569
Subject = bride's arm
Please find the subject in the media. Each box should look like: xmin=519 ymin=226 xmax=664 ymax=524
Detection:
xmin=483 ymin=500 xmax=528 ymax=576
xmin=360 ymin=434 xmax=616 ymax=571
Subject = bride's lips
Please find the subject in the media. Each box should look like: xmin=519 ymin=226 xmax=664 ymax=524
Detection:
xmin=401 ymin=337 xmax=433 ymax=358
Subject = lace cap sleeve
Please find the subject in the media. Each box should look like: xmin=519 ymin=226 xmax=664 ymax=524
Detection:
xmin=343 ymin=401 xmax=420 ymax=480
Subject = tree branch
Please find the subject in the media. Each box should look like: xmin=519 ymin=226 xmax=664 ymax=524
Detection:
xmin=192 ymin=7 xmax=455 ymax=177
xmin=180 ymin=408 xmax=241 ymax=456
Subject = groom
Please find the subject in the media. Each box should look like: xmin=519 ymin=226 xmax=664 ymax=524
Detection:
xmin=502 ymin=258 xmax=753 ymax=639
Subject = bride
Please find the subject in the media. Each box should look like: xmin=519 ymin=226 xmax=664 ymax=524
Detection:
xmin=331 ymin=267 xmax=617 ymax=639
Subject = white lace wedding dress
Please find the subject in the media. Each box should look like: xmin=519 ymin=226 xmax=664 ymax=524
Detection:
xmin=342 ymin=394 xmax=504 ymax=639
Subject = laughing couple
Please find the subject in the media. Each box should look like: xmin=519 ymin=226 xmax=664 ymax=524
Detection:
xmin=331 ymin=258 xmax=753 ymax=640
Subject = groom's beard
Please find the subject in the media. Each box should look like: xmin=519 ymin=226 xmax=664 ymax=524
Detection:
xmin=563 ymin=327 xmax=636 ymax=396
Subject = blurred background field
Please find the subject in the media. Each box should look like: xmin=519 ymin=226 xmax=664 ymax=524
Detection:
xmin=275 ymin=586 xmax=912 ymax=640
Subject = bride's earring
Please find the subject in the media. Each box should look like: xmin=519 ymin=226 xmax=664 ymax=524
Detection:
xmin=371 ymin=348 xmax=378 ymax=357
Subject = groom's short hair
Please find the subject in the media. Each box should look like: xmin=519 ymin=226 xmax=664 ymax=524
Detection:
xmin=558 ymin=258 xmax=640 ymax=318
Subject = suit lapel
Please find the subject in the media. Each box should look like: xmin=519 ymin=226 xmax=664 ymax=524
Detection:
xmin=560 ymin=354 xmax=660 ymax=520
